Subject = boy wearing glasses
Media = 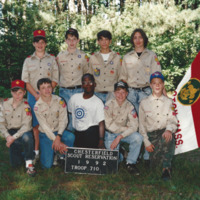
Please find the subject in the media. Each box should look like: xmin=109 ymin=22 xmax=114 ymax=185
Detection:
xmin=68 ymin=73 xmax=105 ymax=148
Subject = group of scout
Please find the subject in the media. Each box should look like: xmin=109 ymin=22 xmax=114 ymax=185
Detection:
xmin=0 ymin=28 xmax=177 ymax=181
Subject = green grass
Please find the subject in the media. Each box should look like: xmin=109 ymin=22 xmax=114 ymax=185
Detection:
xmin=1 ymin=137 xmax=200 ymax=200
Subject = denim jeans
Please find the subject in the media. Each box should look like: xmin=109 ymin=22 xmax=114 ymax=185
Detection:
xmin=59 ymin=87 xmax=82 ymax=132
xmin=39 ymin=130 xmax=75 ymax=168
xmin=8 ymin=129 xmax=34 ymax=168
xmin=27 ymin=92 xmax=39 ymax=127
xmin=127 ymin=87 xmax=152 ymax=160
xmin=104 ymin=131 xmax=143 ymax=164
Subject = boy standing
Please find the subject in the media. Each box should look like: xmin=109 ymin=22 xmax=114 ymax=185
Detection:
xmin=89 ymin=30 xmax=121 ymax=103
xmin=68 ymin=74 xmax=105 ymax=148
xmin=34 ymin=78 xmax=75 ymax=169
xmin=104 ymin=80 xmax=143 ymax=175
xmin=139 ymin=72 xmax=177 ymax=180
xmin=57 ymin=28 xmax=89 ymax=131
xmin=21 ymin=30 xmax=59 ymax=161
xmin=0 ymin=80 xmax=35 ymax=176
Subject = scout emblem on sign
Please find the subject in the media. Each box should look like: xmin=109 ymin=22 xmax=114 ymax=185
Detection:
xmin=94 ymin=68 xmax=100 ymax=76
xmin=177 ymin=78 xmax=200 ymax=105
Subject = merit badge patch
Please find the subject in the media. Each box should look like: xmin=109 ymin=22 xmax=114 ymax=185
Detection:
xmin=78 ymin=55 xmax=81 ymax=58
xmin=47 ymin=63 xmax=51 ymax=66
xmin=59 ymin=99 xmax=66 ymax=108
xmin=154 ymin=56 xmax=160 ymax=65
xmin=94 ymin=68 xmax=100 ymax=76
xmin=131 ymin=108 xmax=137 ymax=118
xmin=110 ymin=70 xmax=114 ymax=75
xmin=110 ymin=61 xmax=114 ymax=65
xmin=177 ymin=78 xmax=200 ymax=105
xmin=25 ymin=107 xmax=32 ymax=116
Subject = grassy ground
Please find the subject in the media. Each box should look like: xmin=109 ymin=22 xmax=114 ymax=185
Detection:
xmin=0 ymin=137 xmax=200 ymax=200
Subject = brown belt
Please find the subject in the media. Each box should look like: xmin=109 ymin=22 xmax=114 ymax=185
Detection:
xmin=61 ymin=85 xmax=82 ymax=89
xmin=130 ymin=86 xmax=150 ymax=91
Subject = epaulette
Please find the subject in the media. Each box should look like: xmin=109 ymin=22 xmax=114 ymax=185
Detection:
xmin=50 ymin=54 xmax=55 ymax=56
xmin=4 ymin=98 xmax=8 ymax=101
xmin=27 ymin=55 xmax=31 ymax=58
xmin=24 ymin=101 xmax=29 ymax=104
xmin=91 ymin=52 xmax=95 ymax=55
xmin=117 ymin=52 xmax=120 ymax=55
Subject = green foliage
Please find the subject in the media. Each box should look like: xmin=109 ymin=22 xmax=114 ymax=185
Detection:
xmin=0 ymin=1 xmax=200 ymax=94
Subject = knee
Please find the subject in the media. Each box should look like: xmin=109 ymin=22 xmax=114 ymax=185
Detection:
xmin=22 ymin=132 xmax=33 ymax=143
xmin=62 ymin=131 xmax=75 ymax=144
xmin=132 ymin=132 xmax=143 ymax=144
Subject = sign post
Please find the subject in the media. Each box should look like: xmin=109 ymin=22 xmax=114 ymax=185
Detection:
xmin=65 ymin=147 xmax=119 ymax=175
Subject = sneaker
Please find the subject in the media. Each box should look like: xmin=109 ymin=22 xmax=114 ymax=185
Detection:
xmin=53 ymin=154 xmax=58 ymax=166
xmin=33 ymin=153 xmax=39 ymax=165
xmin=126 ymin=163 xmax=140 ymax=175
xmin=26 ymin=164 xmax=36 ymax=177
xmin=161 ymin=168 xmax=171 ymax=181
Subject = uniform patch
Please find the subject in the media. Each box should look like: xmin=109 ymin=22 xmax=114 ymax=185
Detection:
xmin=131 ymin=108 xmax=137 ymax=118
xmin=59 ymin=99 xmax=66 ymax=108
xmin=110 ymin=70 xmax=114 ymax=75
xmin=78 ymin=66 xmax=81 ymax=70
xmin=177 ymin=78 xmax=200 ymax=105
xmin=25 ymin=107 xmax=32 ymax=116
xmin=120 ymin=58 xmax=122 ymax=65
xmin=78 ymin=55 xmax=81 ymax=58
xmin=34 ymin=106 xmax=38 ymax=111
xmin=47 ymin=72 xmax=51 ymax=76
xmin=47 ymin=63 xmax=51 ymax=66
xmin=94 ymin=68 xmax=100 ymax=76
xmin=104 ymin=106 xmax=109 ymax=110
xmin=4 ymin=98 xmax=8 ymax=101
xmin=27 ymin=55 xmax=31 ymax=58
xmin=24 ymin=101 xmax=28 ymax=104
xmin=154 ymin=56 xmax=160 ymax=65
xmin=110 ymin=61 xmax=114 ymax=65
xmin=85 ymin=55 xmax=89 ymax=62
xmin=117 ymin=52 xmax=120 ymax=55
xmin=50 ymin=54 xmax=55 ymax=56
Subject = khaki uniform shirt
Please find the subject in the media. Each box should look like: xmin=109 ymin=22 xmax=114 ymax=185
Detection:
xmin=57 ymin=49 xmax=89 ymax=87
xmin=119 ymin=49 xmax=161 ymax=88
xmin=21 ymin=52 xmax=59 ymax=91
xmin=139 ymin=94 xmax=177 ymax=147
xmin=89 ymin=51 xmax=121 ymax=92
xmin=104 ymin=99 xmax=138 ymax=138
xmin=34 ymin=95 xmax=68 ymax=141
xmin=0 ymin=98 xmax=32 ymax=139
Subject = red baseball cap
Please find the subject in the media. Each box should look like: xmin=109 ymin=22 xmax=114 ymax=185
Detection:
xmin=33 ymin=30 xmax=46 ymax=38
xmin=11 ymin=80 xmax=25 ymax=90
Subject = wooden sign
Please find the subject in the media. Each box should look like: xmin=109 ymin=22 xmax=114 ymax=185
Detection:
xmin=65 ymin=147 xmax=119 ymax=175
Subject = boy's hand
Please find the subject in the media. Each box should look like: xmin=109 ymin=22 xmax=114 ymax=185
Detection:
xmin=162 ymin=130 xmax=172 ymax=143
xmin=146 ymin=144 xmax=155 ymax=152
xmin=6 ymin=135 xmax=15 ymax=148
xmin=110 ymin=135 xmax=123 ymax=150
xmin=52 ymin=136 xmax=68 ymax=154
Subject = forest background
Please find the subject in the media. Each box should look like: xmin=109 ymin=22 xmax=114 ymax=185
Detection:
xmin=0 ymin=0 xmax=200 ymax=97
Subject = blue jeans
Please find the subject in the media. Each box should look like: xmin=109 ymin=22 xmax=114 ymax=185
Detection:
xmin=95 ymin=92 xmax=109 ymax=104
xmin=105 ymin=131 xmax=143 ymax=164
xmin=59 ymin=87 xmax=82 ymax=132
xmin=8 ymin=129 xmax=34 ymax=168
xmin=39 ymin=130 xmax=75 ymax=168
xmin=127 ymin=87 xmax=152 ymax=160
xmin=28 ymin=92 xmax=39 ymax=128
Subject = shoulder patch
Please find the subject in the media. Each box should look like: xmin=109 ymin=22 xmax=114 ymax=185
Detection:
xmin=59 ymin=99 xmax=66 ymax=108
xmin=25 ymin=107 xmax=32 ymax=116
xmin=154 ymin=56 xmax=160 ymax=65
xmin=85 ymin=55 xmax=89 ymax=62
xmin=131 ymin=108 xmax=137 ymax=118
xmin=104 ymin=106 xmax=109 ymax=110
xmin=4 ymin=98 xmax=8 ymax=102
xmin=24 ymin=101 xmax=28 ymax=104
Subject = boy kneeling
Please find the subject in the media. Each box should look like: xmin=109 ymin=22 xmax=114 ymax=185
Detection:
xmin=139 ymin=72 xmax=177 ymax=180
xmin=104 ymin=81 xmax=143 ymax=175
xmin=34 ymin=78 xmax=75 ymax=169
xmin=0 ymin=80 xmax=35 ymax=176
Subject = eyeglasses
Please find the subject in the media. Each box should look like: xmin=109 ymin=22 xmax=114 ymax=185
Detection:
xmin=82 ymin=81 xmax=94 ymax=86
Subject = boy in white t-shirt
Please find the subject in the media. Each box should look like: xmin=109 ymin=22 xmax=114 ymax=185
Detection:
xmin=68 ymin=73 xmax=105 ymax=148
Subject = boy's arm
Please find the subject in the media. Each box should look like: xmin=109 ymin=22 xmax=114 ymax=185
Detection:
xmin=52 ymin=56 xmax=59 ymax=89
xmin=0 ymin=104 xmax=10 ymax=138
xmin=83 ymin=54 xmax=90 ymax=74
xmin=150 ymin=52 xmax=161 ymax=73
xmin=118 ymin=57 xmax=128 ymax=82
xmin=98 ymin=120 xmax=105 ymax=149
xmin=26 ymin=83 xmax=40 ymax=101
xmin=34 ymin=105 xmax=56 ymax=141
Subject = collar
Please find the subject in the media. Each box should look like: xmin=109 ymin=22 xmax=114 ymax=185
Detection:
xmin=31 ymin=52 xmax=49 ymax=59
xmin=149 ymin=94 xmax=165 ymax=102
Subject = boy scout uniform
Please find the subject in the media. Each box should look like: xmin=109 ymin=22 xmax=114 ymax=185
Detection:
xmin=105 ymin=99 xmax=138 ymax=137
xmin=57 ymin=49 xmax=89 ymax=88
xmin=0 ymin=98 xmax=32 ymax=139
xmin=89 ymin=51 xmax=121 ymax=92
xmin=22 ymin=52 xmax=59 ymax=91
xmin=139 ymin=94 xmax=178 ymax=168
xmin=34 ymin=95 xmax=68 ymax=141
xmin=119 ymin=49 xmax=161 ymax=89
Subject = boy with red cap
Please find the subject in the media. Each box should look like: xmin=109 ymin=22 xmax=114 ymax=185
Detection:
xmin=139 ymin=72 xmax=177 ymax=180
xmin=0 ymin=80 xmax=35 ymax=176
xmin=21 ymin=30 xmax=59 ymax=163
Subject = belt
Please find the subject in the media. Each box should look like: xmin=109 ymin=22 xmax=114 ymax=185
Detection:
xmin=98 ymin=91 xmax=108 ymax=94
xmin=130 ymin=86 xmax=150 ymax=91
xmin=61 ymin=85 xmax=82 ymax=89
